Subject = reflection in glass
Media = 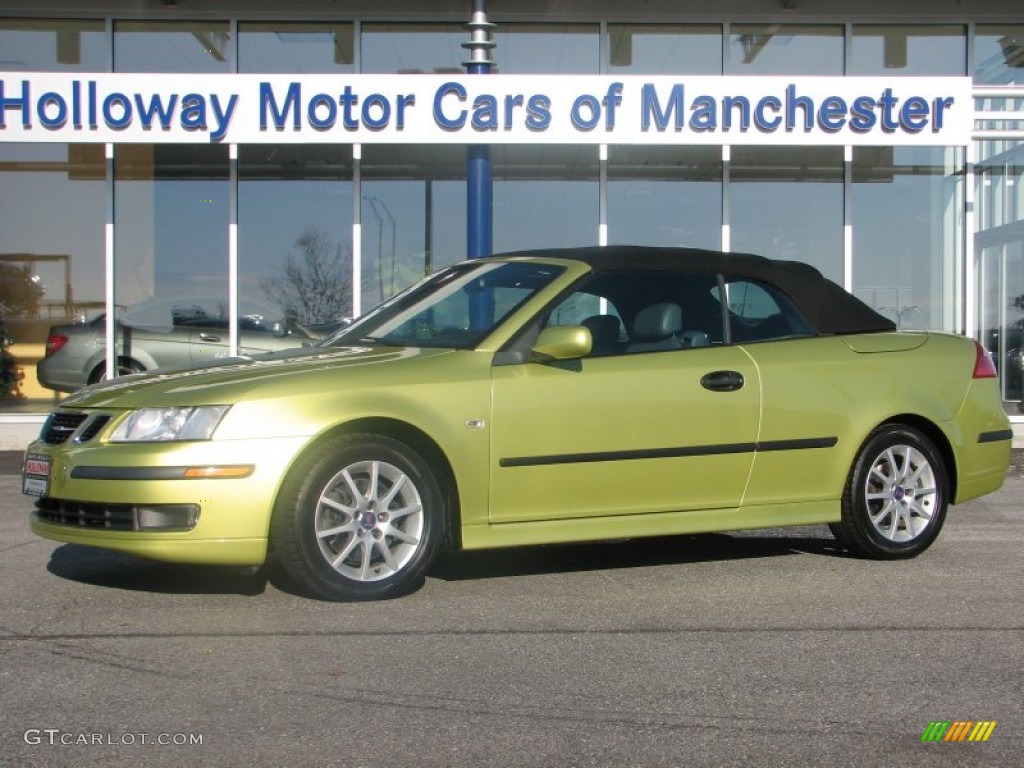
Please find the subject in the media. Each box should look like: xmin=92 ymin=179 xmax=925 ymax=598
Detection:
xmin=361 ymin=145 xmax=466 ymax=309
xmin=0 ymin=18 xmax=106 ymax=71
xmin=239 ymin=22 xmax=354 ymax=73
xmin=239 ymin=145 xmax=353 ymax=329
xmin=0 ymin=143 xmax=104 ymax=408
xmin=361 ymin=23 xmax=464 ymax=74
xmin=975 ymin=25 xmax=1024 ymax=85
xmin=976 ymin=134 xmax=1024 ymax=410
xmin=114 ymin=20 xmax=232 ymax=72
xmin=852 ymin=146 xmax=963 ymax=332
xmin=114 ymin=144 xmax=229 ymax=360
xmin=608 ymin=146 xmax=721 ymax=249
xmin=608 ymin=25 xmax=722 ymax=74
xmin=728 ymin=25 xmax=843 ymax=75
xmin=730 ymin=147 xmax=843 ymax=284
xmin=978 ymin=242 xmax=1024 ymax=406
xmin=850 ymin=25 xmax=966 ymax=75
xmin=492 ymin=145 xmax=599 ymax=252
xmin=494 ymin=24 xmax=599 ymax=74
xmin=977 ymin=140 xmax=1024 ymax=231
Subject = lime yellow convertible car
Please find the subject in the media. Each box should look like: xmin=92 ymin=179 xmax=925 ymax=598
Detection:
xmin=23 ymin=247 xmax=1013 ymax=600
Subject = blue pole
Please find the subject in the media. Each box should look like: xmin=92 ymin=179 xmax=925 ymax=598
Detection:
xmin=463 ymin=1 xmax=495 ymax=328
xmin=464 ymin=1 xmax=493 ymax=262
xmin=466 ymin=145 xmax=491 ymax=262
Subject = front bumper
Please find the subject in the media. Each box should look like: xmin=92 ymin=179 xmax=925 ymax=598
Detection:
xmin=24 ymin=435 xmax=308 ymax=566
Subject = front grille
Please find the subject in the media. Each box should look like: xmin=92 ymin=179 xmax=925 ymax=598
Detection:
xmin=40 ymin=411 xmax=112 ymax=445
xmin=76 ymin=414 xmax=112 ymax=443
xmin=35 ymin=497 xmax=137 ymax=530
xmin=41 ymin=411 xmax=88 ymax=444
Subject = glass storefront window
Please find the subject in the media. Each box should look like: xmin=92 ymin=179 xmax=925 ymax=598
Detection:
xmin=360 ymin=23 xmax=464 ymax=74
xmin=113 ymin=144 xmax=229 ymax=379
xmin=727 ymin=25 xmax=843 ymax=75
xmin=0 ymin=143 xmax=105 ymax=409
xmin=978 ymin=139 xmax=1024 ymax=231
xmin=608 ymin=25 xmax=722 ymax=74
xmin=361 ymin=145 xmax=466 ymax=309
xmin=729 ymin=147 xmax=844 ymax=283
xmin=494 ymin=24 xmax=599 ymax=74
xmin=975 ymin=25 xmax=1024 ymax=85
xmin=978 ymin=241 xmax=1024 ymax=406
xmin=492 ymin=145 xmax=599 ymax=252
xmin=0 ymin=18 xmax=106 ymax=71
xmin=852 ymin=146 xmax=963 ymax=332
xmin=608 ymin=145 xmax=722 ymax=249
xmin=239 ymin=22 xmax=354 ymax=73
xmin=850 ymin=25 xmax=966 ymax=75
xmin=976 ymin=137 xmax=1024 ymax=409
xmin=114 ymin=20 xmax=232 ymax=72
xmin=239 ymin=145 xmax=353 ymax=330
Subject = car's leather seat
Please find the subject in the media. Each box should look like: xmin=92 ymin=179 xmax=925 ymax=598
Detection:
xmin=627 ymin=303 xmax=683 ymax=352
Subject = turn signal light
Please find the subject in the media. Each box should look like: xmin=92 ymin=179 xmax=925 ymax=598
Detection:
xmin=183 ymin=465 xmax=254 ymax=479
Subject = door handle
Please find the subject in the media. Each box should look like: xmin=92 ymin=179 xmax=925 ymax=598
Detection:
xmin=701 ymin=370 xmax=744 ymax=392
xmin=198 ymin=333 xmax=221 ymax=342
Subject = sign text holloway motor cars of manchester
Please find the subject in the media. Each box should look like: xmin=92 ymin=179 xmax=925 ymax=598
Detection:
xmin=0 ymin=74 xmax=973 ymax=146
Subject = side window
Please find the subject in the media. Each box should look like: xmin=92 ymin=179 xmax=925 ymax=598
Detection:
xmin=714 ymin=279 xmax=812 ymax=342
xmin=542 ymin=270 xmax=725 ymax=356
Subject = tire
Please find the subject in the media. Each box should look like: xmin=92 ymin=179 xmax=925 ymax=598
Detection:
xmin=833 ymin=425 xmax=949 ymax=560
xmin=270 ymin=433 xmax=444 ymax=601
xmin=88 ymin=358 xmax=144 ymax=384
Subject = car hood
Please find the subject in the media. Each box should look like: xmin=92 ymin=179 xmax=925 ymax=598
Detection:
xmin=58 ymin=345 xmax=454 ymax=409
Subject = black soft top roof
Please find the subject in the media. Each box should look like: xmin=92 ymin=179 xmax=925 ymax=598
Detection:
xmin=489 ymin=245 xmax=896 ymax=336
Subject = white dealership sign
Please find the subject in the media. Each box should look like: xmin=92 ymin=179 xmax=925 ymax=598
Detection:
xmin=0 ymin=73 xmax=973 ymax=146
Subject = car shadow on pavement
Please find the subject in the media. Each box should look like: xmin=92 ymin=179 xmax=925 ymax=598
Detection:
xmin=429 ymin=527 xmax=847 ymax=583
xmin=43 ymin=527 xmax=847 ymax=598
xmin=46 ymin=544 xmax=269 ymax=597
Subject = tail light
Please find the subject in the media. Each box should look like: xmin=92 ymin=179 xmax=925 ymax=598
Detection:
xmin=972 ymin=341 xmax=998 ymax=379
xmin=45 ymin=334 xmax=68 ymax=357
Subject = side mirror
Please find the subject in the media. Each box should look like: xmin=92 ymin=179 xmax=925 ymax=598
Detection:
xmin=531 ymin=325 xmax=591 ymax=361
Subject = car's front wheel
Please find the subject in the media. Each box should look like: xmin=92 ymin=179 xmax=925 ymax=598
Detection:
xmin=270 ymin=434 xmax=444 ymax=601
xmin=831 ymin=425 xmax=949 ymax=559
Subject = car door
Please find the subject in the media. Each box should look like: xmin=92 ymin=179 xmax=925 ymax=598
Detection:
xmin=187 ymin=308 xmax=308 ymax=361
xmin=186 ymin=320 xmax=232 ymax=362
xmin=716 ymin=276 xmax=846 ymax=507
xmin=187 ymin=321 xmax=293 ymax=360
xmin=487 ymin=270 xmax=761 ymax=524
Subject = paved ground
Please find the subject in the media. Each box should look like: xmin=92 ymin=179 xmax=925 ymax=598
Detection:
xmin=0 ymin=453 xmax=1021 ymax=767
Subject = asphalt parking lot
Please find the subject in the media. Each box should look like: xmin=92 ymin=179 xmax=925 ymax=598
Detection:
xmin=1 ymin=451 xmax=1021 ymax=768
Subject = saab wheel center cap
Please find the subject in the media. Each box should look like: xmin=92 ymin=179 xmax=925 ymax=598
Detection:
xmin=892 ymin=486 xmax=906 ymax=501
xmin=360 ymin=510 xmax=377 ymax=529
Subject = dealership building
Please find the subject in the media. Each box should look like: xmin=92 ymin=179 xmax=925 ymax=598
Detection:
xmin=0 ymin=0 xmax=1022 ymax=445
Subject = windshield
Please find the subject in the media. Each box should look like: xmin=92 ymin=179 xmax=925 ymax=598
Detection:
xmin=322 ymin=261 xmax=566 ymax=349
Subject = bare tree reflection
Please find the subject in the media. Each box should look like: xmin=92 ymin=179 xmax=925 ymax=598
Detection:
xmin=260 ymin=228 xmax=352 ymax=327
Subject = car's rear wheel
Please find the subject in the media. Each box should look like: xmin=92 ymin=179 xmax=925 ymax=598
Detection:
xmin=88 ymin=358 xmax=144 ymax=384
xmin=270 ymin=434 xmax=444 ymax=601
xmin=832 ymin=425 xmax=949 ymax=559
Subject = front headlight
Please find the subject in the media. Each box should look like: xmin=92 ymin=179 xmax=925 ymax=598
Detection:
xmin=109 ymin=406 xmax=230 ymax=442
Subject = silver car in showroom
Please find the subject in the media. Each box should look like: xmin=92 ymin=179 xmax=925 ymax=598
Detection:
xmin=38 ymin=296 xmax=322 ymax=393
